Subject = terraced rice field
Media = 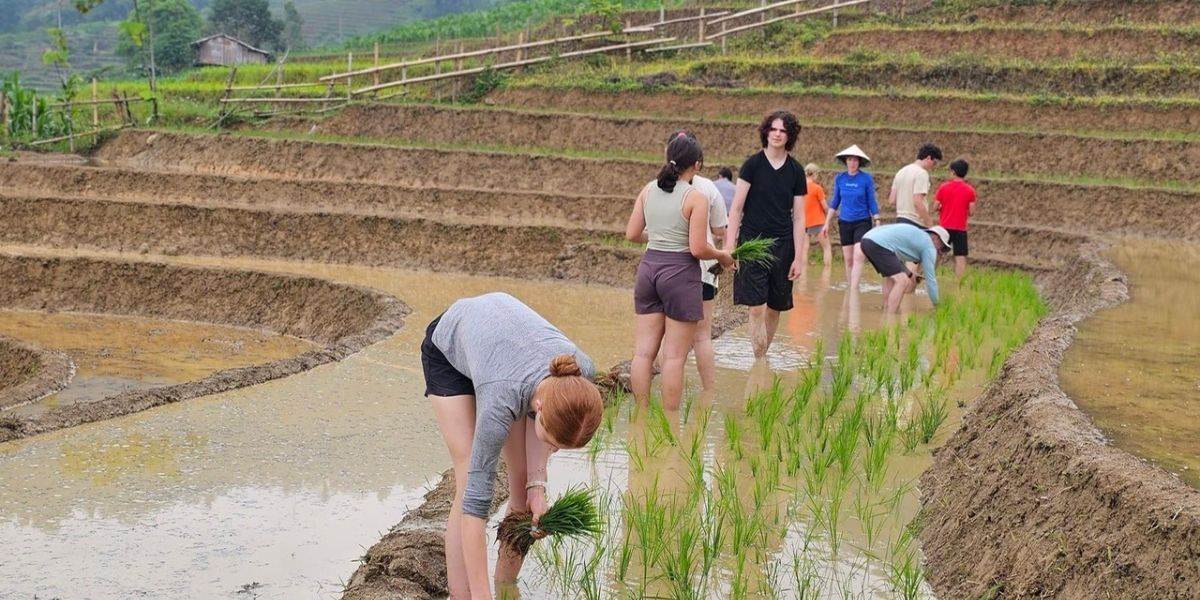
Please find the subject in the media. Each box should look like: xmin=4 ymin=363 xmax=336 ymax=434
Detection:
xmin=1 ymin=1 xmax=1198 ymax=599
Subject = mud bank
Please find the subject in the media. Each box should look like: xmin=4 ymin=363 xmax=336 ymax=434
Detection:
xmin=0 ymin=254 xmax=408 ymax=441
xmin=314 ymin=104 xmax=1200 ymax=184
xmin=0 ymin=195 xmax=1088 ymax=279
xmin=680 ymin=59 xmax=1200 ymax=98
xmin=0 ymin=337 xmax=73 ymax=411
xmin=0 ymin=162 xmax=630 ymax=230
xmin=919 ymin=245 xmax=1200 ymax=598
xmin=491 ymin=87 xmax=1200 ymax=137
xmin=87 ymin=131 xmax=1200 ymax=231
xmin=0 ymin=196 xmax=639 ymax=287
xmin=813 ymin=26 xmax=1200 ymax=63
xmin=954 ymin=0 xmax=1200 ymax=26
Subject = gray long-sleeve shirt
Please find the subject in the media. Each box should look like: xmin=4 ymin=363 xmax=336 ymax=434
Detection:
xmin=431 ymin=292 xmax=595 ymax=519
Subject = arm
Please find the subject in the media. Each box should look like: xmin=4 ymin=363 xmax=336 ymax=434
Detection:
xmin=685 ymin=190 xmax=732 ymax=264
xmin=921 ymin=248 xmax=940 ymax=305
xmin=915 ymin=193 xmax=931 ymax=226
xmin=461 ymin=399 xmax=518 ymax=598
xmin=625 ymin=187 xmax=648 ymax=243
xmin=789 ymin=194 xmax=806 ymax=280
xmin=868 ymin=177 xmax=881 ymax=220
xmin=886 ymin=185 xmax=897 ymax=208
xmin=523 ymin=416 xmax=552 ymax=524
xmin=822 ymin=178 xmax=840 ymax=233
xmin=723 ymin=178 xmax=751 ymax=249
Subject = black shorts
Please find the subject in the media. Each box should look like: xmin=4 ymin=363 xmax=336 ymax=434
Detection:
xmin=838 ymin=218 xmax=873 ymax=247
xmin=896 ymin=217 xmax=923 ymax=227
xmin=702 ymin=282 xmax=717 ymax=302
xmin=421 ymin=314 xmax=475 ymax=397
xmin=733 ymin=235 xmax=795 ymax=312
xmin=947 ymin=228 xmax=968 ymax=257
xmin=861 ymin=238 xmax=911 ymax=278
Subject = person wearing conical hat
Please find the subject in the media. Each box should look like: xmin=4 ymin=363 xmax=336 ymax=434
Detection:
xmin=821 ymin=144 xmax=879 ymax=292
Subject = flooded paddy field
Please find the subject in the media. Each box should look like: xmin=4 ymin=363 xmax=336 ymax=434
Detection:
xmin=0 ymin=247 xmax=632 ymax=600
xmin=1062 ymin=239 xmax=1200 ymax=486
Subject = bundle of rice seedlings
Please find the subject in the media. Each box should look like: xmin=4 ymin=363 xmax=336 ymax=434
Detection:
xmin=497 ymin=486 xmax=603 ymax=556
xmin=710 ymin=236 xmax=778 ymax=275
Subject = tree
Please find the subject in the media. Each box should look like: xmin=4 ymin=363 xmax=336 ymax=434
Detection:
xmin=208 ymin=0 xmax=283 ymax=51
xmin=116 ymin=0 xmax=201 ymax=76
xmin=282 ymin=1 xmax=305 ymax=51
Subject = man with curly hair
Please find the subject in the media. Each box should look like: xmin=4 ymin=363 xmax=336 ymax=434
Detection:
xmin=724 ymin=110 xmax=808 ymax=360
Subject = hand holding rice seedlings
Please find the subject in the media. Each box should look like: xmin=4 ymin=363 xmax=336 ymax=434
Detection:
xmin=709 ymin=236 xmax=777 ymax=275
xmin=498 ymin=486 xmax=603 ymax=556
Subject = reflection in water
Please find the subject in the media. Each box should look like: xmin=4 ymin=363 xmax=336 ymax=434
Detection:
xmin=0 ymin=246 xmax=632 ymax=600
xmin=1062 ymin=239 xmax=1200 ymax=487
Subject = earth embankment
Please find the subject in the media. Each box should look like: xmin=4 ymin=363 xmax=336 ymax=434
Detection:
xmin=0 ymin=253 xmax=409 ymax=442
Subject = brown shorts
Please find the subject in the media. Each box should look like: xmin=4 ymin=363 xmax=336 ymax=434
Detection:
xmin=635 ymin=250 xmax=702 ymax=322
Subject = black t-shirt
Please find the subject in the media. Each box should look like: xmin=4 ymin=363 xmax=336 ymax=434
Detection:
xmin=737 ymin=151 xmax=807 ymax=238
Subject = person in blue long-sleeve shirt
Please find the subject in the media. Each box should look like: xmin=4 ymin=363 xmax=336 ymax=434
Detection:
xmin=821 ymin=145 xmax=880 ymax=291
xmin=857 ymin=224 xmax=951 ymax=314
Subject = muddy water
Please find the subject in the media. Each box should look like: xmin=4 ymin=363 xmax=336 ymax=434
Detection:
xmin=0 ymin=310 xmax=316 ymax=414
xmin=0 ymin=246 xmax=633 ymax=600
xmin=1062 ymin=239 xmax=1200 ymax=487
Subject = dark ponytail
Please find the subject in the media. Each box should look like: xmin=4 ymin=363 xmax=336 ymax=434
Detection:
xmin=657 ymin=134 xmax=702 ymax=193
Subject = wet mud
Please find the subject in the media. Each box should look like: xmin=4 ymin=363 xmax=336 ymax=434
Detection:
xmin=0 ymin=337 xmax=74 ymax=411
xmin=491 ymin=87 xmax=1200 ymax=139
xmin=0 ymin=253 xmax=408 ymax=442
xmin=312 ymin=104 xmax=1200 ymax=184
xmin=919 ymin=243 xmax=1200 ymax=599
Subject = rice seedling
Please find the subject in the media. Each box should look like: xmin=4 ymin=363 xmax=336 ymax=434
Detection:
xmin=916 ymin=389 xmax=950 ymax=444
xmin=712 ymin=236 xmax=778 ymax=275
xmin=498 ymin=486 xmax=604 ymax=556
xmin=725 ymin=412 xmax=744 ymax=460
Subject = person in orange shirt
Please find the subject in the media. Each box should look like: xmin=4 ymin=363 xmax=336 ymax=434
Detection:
xmin=801 ymin=163 xmax=831 ymax=276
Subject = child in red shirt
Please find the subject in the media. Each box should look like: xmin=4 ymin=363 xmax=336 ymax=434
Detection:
xmin=933 ymin=159 xmax=977 ymax=277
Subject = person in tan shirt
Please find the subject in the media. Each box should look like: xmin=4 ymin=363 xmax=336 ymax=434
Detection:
xmin=888 ymin=143 xmax=943 ymax=228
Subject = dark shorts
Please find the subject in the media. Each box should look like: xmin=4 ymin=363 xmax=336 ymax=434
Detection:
xmin=733 ymin=235 xmax=795 ymax=312
xmin=702 ymin=282 xmax=717 ymax=302
xmin=805 ymin=225 xmax=823 ymax=237
xmin=896 ymin=217 xmax=923 ymax=227
xmin=838 ymin=218 xmax=873 ymax=247
xmin=947 ymin=228 xmax=968 ymax=256
xmin=421 ymin=314 xmax=475 ymax=397
xmin=635 ymin=249 xmax=703 ymax=322
xmin=861 ymin=238 xmax=911 ymax=278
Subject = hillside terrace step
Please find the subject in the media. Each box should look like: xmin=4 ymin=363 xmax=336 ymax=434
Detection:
xmin=812 ymin=25 xmax=1200 ymax=63
xmin=490 ymin=86 xmax=1200 ymax=138
xmin=305 ymin=103 xmax=1200 ymax=185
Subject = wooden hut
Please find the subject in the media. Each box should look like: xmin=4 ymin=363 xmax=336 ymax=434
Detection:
xmin=192 ymin=34 xmax=270 ymax=67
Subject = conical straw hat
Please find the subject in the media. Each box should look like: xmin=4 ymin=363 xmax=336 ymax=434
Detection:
xmin=835 ymin=144 xmax=871 ymax=167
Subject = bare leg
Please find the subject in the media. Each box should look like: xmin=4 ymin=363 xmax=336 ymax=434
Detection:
xmin=884 ymin=273 xmax=910 ymax=314
xmin=748 ymin=304 xmax=768 ymax=359
xmin=849 ymin=243 xmax=866 ymax=292
xmin=631 ymin=313 xmax=665 ymax=406
xmin=431 ymin=394 xmax=478 ymax=600
xmin=955 ymin=256 xmax=967 ymax=278
xmin=762 ymin=308 xmax=782 ymax=355
xmin=692 ymin=300 xmax=716 ymax=391
xmin=820 ymin=232 xmax=833 ymax=267
xmin=841 ymin=244 xmax=854 ymax=282
xmin=495 ymin=418 xmax=530 ymax=584
xmin=661 ymin=316 xmax=697 ymax=410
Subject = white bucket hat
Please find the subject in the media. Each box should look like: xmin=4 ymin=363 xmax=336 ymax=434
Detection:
xmin=925 ymin=225 xmax=952 ymax=249
xmin=835 ymin=144 xmax=871 ymax=167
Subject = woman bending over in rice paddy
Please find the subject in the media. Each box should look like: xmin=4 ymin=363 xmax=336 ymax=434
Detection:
xmin=422 ymin=292 xmax=604 ymax=599
xmin=625 ymin=134 xmax=735 ymax=410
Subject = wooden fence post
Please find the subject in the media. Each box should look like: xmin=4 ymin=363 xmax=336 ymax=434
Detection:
xmin=91 ymin=78 xmax=98 ymax=129
xmin=275 ymin=62 xmax=283 ymax=98
xmin=698 ymin=7 xmax=706 ymax=41
xmin=833 ymin=0 xmax=841 ymax=27
xmin=517 ymin=31 xmax=524 ymax=61
xmin=373 ymin=41 xmax=380 ymax=89
xmin=346 ymin=53 xmax=353 ymax=100
xmin=659 ymin=3 xmax=665 ymax=23
xmin=0 ymin=92 xmax=8 ymax=138
xmin=721 ymin=22 xmax=727 ymax=54
xmin=454 ymin=42 xmax=463 ymax=103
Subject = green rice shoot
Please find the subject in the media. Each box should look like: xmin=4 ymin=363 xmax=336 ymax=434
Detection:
xmin=497 ymin=486 xmax=603 ymax=556
xmin=732 ymin=237 xmax=778 ymax=268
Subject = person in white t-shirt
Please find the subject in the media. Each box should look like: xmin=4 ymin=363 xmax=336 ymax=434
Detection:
xmin=888 ymin=143 xmax=942 ymax=228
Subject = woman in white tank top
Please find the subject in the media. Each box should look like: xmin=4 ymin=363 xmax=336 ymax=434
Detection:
xmin=624 ymin=134 xmax=733 ymax=411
